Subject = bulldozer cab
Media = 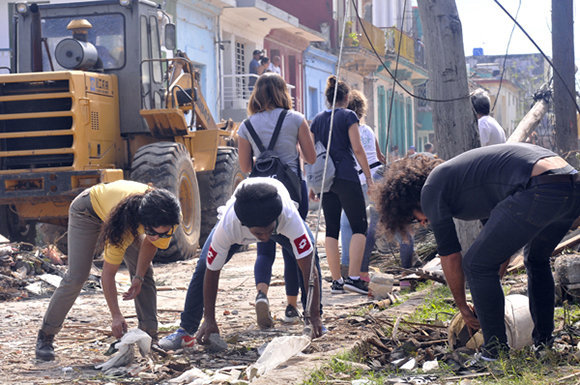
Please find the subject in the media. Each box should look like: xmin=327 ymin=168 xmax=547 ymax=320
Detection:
xmin=10 ymin=0 xmax=176 ymax=136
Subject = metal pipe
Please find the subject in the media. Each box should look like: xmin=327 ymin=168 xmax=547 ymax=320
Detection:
xmin=30 ymin=3 xmax=42 ymax=72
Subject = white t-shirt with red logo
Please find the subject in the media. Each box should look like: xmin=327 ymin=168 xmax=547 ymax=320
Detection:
xmin=206 ymin=178 xmax=313 ymax=271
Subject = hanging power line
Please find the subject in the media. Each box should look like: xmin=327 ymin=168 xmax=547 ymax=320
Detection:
xmin=350 ymin=0 xmax=472 ymax=103
xmin=490 ymin=0 xmax=521 ymax=113
xmin=492 ymin=0 xmax=580 ymax=114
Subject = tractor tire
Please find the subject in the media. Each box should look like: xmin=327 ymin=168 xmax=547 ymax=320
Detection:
xmin=197 ymin=148 xmax=245 ymax=246
xmin=0 ymin=205 xmax=37 ymax=244
xmin=130 ymin=142 xmax=200 ymax=263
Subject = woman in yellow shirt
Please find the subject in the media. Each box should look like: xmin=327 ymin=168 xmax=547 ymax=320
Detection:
xmin=35 ymin=180 xmax=181 ymax=361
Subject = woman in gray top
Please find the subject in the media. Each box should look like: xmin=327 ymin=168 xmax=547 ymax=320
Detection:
xmin=238 ymin=73 xmax=316 ymax=327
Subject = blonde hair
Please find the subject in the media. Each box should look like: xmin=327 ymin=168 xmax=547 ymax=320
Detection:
xmin=247 ymin=73 xmax=292 ymax=115
xmin=347 ymin=89 xmax=367 ymax=119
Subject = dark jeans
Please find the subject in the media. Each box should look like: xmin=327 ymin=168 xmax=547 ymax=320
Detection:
xmin=462 ymin=178 xmax=580 ymax=350
xmin=255 ymin=181 xmax=309 ymax=299
xmin=180 ymin=221 xmax=323 ymax=334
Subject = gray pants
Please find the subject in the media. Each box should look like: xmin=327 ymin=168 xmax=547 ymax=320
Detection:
xmin=41 ymin=189 xmax=157 ymax=336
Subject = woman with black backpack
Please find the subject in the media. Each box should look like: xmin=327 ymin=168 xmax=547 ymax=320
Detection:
xmin=237 ymin=73 xmax=317 ymax=328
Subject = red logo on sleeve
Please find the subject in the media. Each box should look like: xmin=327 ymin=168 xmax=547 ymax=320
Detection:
xmin=207 ymin=246 xmax=217 ymax=265
xmin=293 ymin=234 xmax=311 ymax=254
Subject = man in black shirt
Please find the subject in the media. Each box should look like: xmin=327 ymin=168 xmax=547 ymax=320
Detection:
xmin=374 ymin=143 xmax=580 ymax=359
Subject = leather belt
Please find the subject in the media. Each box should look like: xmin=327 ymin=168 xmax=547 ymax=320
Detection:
xmin=358 ymin=161 xmax=382 ymax=174
xmin=527 ymin=173 xmax=580 ymax=188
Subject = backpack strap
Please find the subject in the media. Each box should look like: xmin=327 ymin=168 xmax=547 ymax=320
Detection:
xmin=266 ymin=109 xmax=288 ymax=150
xmin=243 ymin=118 xmax=266 ymax=153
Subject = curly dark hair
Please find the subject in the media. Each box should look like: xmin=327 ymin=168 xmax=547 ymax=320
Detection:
xmin=373 ymin=155 xmax=443 ymax=236
xmin=99 ymin=188 xmax=181 ymax=247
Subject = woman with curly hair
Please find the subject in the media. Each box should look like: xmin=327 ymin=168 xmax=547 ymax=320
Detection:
xmin=339 ymin=89 xmax=385 ymax=281
xmin=36 ymin=180 xmax=181 ymax=361
xmin=310 ymin=75 xmax=373 ymax=295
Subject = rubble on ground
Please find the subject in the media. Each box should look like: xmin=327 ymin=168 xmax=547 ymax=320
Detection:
xmin=0 ymin=236 xmax=100 ymax=301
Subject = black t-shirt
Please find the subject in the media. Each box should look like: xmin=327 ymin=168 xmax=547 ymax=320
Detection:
xmin=310 ymin=108 xmax=359 ymax=182
xmin=421 ymin=143 xmax=557 ymax=256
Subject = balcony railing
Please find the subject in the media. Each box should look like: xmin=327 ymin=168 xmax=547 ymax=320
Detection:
xmin=221 ymin=73 xmax=295 ymax=109
xmin=386 ymin=27 xmax=415 ymax=63
xmin=342 ymin=23 xmax=420 ymax=66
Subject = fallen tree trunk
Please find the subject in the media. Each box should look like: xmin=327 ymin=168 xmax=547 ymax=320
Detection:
xmin=507 ymin=93 xmax=551 ymax=143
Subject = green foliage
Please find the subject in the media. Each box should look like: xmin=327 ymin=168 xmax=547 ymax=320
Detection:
xmin=406 ymin=282 xmax=455 ymax=324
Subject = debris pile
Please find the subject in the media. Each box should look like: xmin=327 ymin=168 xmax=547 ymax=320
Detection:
xmin=0 ymin=239 xmax=99 ymax=301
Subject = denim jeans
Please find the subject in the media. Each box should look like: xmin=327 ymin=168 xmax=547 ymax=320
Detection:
xmin=180 ymin=221 xmax=323 ymax=333
xmin=255 ymin=181 xmax=309 ymax=299
xmin=462 ymin=180 xmax=580 ymax=350
xmin=340 ymin=168 xmax=383 ymax=271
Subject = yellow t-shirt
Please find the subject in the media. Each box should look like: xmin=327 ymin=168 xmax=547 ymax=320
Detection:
xmin=89 ymin=180 xmax=173 ymax=265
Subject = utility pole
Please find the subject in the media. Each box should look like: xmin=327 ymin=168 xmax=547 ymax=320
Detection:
xmin=417 ymin=0 xmax=481 ymax=251
xmin=416 ymin=0 xmax=479 ymax=160
xmin=552 ymin=0 xmax=578 ymax=160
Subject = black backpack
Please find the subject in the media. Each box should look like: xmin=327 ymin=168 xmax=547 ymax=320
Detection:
xmin=243 ymin=109 xmax=302 ymax=203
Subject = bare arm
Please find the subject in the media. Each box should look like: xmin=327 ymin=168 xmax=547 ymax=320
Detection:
xmin=374 ymin=137 xmax=386 ymax=164
xmin=123 ymin=236 xmax=157 ymax=301
xmin=298 ymin=119 xmax=316 ymax=164
xmin=102 ymin=261 xmax=127 ymax=338
xmin=348 ymin=123 xmax=373 ymax=186
xmin=238 ymin=136 xmax=253 ymax=174
xmin=440 ymin=252 xmax=480 ymax=330
xmin=296 ymin=254 xmax=322 ymax=337
xmin=195 ymin=268 xmax=221 ymax=344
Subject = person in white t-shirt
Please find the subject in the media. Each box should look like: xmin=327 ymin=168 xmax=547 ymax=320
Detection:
xmin=158 ymin=178 xmax=323 ymax=350
xmin=268 ymin=55 xmax=282 ymax=75
xmin=339 ymin=90 xmax=385 ymax=281
xmin=471 ymin=89 xmax=506 ymax=146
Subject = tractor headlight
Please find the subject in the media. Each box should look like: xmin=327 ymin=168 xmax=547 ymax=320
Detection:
xmin=16 ymin=3 xmax=29 ymax=15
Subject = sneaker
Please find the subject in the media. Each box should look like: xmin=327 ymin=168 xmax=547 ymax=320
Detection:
xmin=283 ymin=304 xmax=301 ymax=324
xmin=158 ymin=328 xmax=196 ymax=350
xmin=330 ymin=279 xmax=345 ymax=294
xmin=532 ymin=337 xmax=554 ymax=359
xmin=344 ymin=277 xmax=369 ymax=295
xmin=255 ymin=291 xmax=274 ymax=329
xmin=35 ymin=330 xmax=55 ymax=361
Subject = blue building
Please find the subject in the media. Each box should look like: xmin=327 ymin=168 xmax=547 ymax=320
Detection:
xmin=303 ymin=46 xmax=337 ymax=120
xmin=175 ymin=0 xmax=221 ymax=119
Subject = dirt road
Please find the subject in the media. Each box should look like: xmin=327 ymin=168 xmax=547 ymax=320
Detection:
xmin=0 ymin=237 xmax=399 ymax=384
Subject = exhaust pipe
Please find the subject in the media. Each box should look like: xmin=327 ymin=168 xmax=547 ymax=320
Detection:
xmin=30 ymin=3 xmax=42 ymax=72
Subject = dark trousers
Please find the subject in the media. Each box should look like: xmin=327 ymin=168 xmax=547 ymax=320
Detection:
xmin=463 ymin=179 xmax=580 ymax=349
xmin=180 ymin=222 xmax=323 ymax=333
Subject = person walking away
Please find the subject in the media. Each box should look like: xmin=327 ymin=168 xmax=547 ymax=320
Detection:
xmin=471 ymin=89 xmax=506 ymax=146
xmin=237 ymin=73 xmax=316 ymax=327
xmin=339 ymin=90 xmax=385 ymax=281
xmin=310 ymin=75 xmax=373 ymax=295
xmin=36 ymin=180 xmax=181 ymax=361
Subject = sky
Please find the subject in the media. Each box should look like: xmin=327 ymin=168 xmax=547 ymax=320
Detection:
xmin=454 ymin=0 xmax=578 ymax=64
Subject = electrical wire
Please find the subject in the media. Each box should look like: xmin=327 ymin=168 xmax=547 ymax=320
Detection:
xmin=385 ymin=0 xmax=407 ymax=158
xmin=350 ymin=0 xmax=472 ymax=103
xmin=490 ymin=0 xmax=521 ymax=113
xmin=303 ymin=0 xmax=350 ymax=333
xmin=492 ymin=0 xmax=580 ymax=114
